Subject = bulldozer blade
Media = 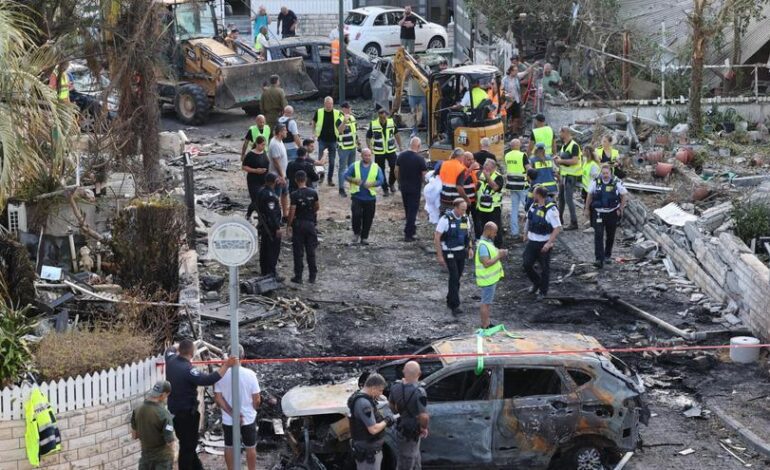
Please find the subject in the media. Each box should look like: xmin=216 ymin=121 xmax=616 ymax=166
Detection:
xmin=215 ymin=57 xmax=318 ymax=110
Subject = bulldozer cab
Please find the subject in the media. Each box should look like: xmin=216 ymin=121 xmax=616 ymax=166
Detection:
xmin=427 ymin=65 xmax=505 ymax=161
xmin=157 ymin=0 xmax=317 ymax=124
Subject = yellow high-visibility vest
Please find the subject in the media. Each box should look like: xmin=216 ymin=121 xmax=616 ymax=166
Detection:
xmin=532 ymin=126 xmax=554 ymax=154
xmin=559 ymin=140 xmax=583 ymax=176
xmin=315 ymin=108 xmax=342 ymax=139
xmin=475 ymin=238 xmax=503 ymax=287
xmin=25 ymin=388 xmax=62 ymax=467
xmin=350 ymin=161 xmax=380 ymax=196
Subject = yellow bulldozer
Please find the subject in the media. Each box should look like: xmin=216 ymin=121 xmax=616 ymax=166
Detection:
xmin=389 ymin=48 xmax=504 ymax=161
xmin=157 ymin=0 xmax=317 ymax=124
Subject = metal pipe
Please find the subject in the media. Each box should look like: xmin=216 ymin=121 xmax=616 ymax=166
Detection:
xmin=229 ymin=265 xmax=241 ymax=468
xmin=606 ymin=295 xmax=706 ymax=341
xmin=338 ymin=0 xmax=346 ymax=102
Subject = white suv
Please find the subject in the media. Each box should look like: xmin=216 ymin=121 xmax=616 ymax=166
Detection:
xmin=341 ymin=6 xmax=448 ymax=58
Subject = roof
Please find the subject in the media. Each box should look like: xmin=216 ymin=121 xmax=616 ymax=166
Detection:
xmin=431 ymin=330 xmax=605 ymax=365
xmin=349 ymin=6 xmax=402 ymax=15
xmin=433 ymin=64 xmax=501 ymax=80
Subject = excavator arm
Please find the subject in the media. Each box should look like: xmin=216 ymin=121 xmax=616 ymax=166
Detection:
xmin=390 ymin=47 xmax=430 ymax=116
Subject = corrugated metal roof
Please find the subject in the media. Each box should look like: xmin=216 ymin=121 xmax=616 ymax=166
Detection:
xmin=619 ymin=0 xmax=770 ymax=67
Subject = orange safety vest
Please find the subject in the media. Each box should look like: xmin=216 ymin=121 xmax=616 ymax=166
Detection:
xmin=331 ymin=38 xmax=340 ymax=65
xmin=439 ymin=158 xmax=468 ymax=205
xmin=487 ymin=88 xmax=506 ymax=119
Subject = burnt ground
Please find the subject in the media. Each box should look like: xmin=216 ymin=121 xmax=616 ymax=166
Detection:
xmin=162 ymin=104 xmax=770 ymax=470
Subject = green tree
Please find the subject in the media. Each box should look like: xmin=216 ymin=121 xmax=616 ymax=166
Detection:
xmin=0 ymin=1 xmax=77 ymax=207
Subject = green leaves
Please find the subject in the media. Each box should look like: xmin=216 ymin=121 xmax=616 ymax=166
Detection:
xmin=0 ymin=301 xmax=38 ymax=387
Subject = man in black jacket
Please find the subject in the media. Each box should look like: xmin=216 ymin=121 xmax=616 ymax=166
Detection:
xmin=166 ymin=340 xmax=236 ymax=470
xmin=257 ymin=173 xmax=284 ymax=280
xmin=286 ymin=147 xmax=319 ymax=192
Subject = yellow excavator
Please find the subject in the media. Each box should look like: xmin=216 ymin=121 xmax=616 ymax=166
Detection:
xmin=155 ymin=0 xmax=317 ymax=124
xmin=389 ymin=47 xmax=504 ymax=161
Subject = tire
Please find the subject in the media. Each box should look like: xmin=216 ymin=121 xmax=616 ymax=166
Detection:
xmin=427 ymin=36 xmax=445 ymax=49
xmin=359 ymin=81 xmax=372 ymax=100
xmin=243 ymin=104 xmax=261 ymax=116
xmin=564 ymin=445 xmax=611 ymax=470
xmin=363 ymin=43 xmax=381 ymax=59
xmin=174 ymin=84 xmax=210 ymax=125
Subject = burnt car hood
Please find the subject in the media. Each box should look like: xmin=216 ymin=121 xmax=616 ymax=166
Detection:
xmin=282 ymin=378 xmax=360 ymax=417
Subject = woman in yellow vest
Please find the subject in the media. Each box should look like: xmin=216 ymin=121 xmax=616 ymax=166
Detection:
xmin=48 ymin=61 xmax=72 ymax=102
xmin=581 ymin=145 xmax=601 ymax=201
xmin=475 ymin=221 xmax=508 ymax=328
xmin=596 ymin=135 xmax=623 ymax=178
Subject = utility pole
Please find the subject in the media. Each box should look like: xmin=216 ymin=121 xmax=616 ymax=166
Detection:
xmin=338 ymin=0 xmax=346 ymax=102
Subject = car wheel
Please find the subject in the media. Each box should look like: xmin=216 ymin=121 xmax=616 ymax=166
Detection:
xmin=427 ymin=36 xmax=445 ymax=49
xmin=568 ymin=445 xmax=608 ymax=470
xmin=363 ymin=43 xmax=381 ymax=59
xmin=174 ymin=83 xmax=210 ymax=125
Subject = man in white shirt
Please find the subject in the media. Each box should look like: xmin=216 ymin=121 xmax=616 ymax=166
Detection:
xmin=269 ymin=124 xmax=290 ymax=217
xmin=277 ymin=105 xmax=301 ymax=162
xmin=214 ymin=344 xmax=261 ymax=470
xmin=584 ymin=164 xmax=628 ymax=268
xmin=522 ymin=186 xmax=561 ymax=299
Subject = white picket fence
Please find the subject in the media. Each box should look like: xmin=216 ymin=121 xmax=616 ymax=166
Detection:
xmin=0 ymin=355 xmax=162 ymax=421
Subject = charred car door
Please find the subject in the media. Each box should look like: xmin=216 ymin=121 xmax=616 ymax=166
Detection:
xmin=492 ymin=366 xmax=579 ymax=467
xmin=420 ymin=366 xmax=496 ymax=467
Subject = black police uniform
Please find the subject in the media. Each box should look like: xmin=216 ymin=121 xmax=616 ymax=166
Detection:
xmin=256 ymin=185 xmax=283 ymax=276
xmin=290 ymin=187 xmax=319 ymax=282
xmin=165 ymin=350 xmax=223 ymax=470
xmin=286 ymin=157 xmax=319 ymax=192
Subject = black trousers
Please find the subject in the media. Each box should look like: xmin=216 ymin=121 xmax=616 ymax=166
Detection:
xmin=292 ymin=220 xmax=318 ymax=278
xmin=375 ymin=152 xmax=397 ymax=191
xmin=259 ymin=229 xmax=282 ymax=275
xmin=173 ymin=410 xmax=204 ymax=470
xmin=592 ymin=209 xmax=620 ymax=262
xmin=523 ymin=240 xmax=551 ymax=295
xmin=444 ymin=249 xmax=466 ymax=309
xmin=402 ymin=191 xmax=420 ymax=238
xmin=246 ymin=183 xmax=262 ymax=219
xmin=351 ymin=198 xmax=376 ymax=240
xmin=475 ymin=208 xmax=503 ymax=246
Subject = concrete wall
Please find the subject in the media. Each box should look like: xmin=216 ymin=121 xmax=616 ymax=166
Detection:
xmin=0 ymin=395 xmax=144 ymax=470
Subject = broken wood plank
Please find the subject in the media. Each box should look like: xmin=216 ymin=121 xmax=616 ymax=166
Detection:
xmin=199 ymin=304 xmax=279 ymax=325
xmin=624 ymin=182 xmax=673 ymax=193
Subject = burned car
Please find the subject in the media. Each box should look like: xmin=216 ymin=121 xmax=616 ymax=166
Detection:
xmin=280 ymin=330 xmax=649 ymax=470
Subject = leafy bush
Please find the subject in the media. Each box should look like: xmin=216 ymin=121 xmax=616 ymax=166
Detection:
xmin=33 ymin=329 xmax=152 ymax=381
xmin=732 ymin=201 xmax=770 ymax=245
xmin=0 ymin=302 xmax=37 ymax=387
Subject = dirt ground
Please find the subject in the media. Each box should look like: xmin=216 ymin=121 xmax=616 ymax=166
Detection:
xmin=162 ymin=102 xmax=770 ymax=470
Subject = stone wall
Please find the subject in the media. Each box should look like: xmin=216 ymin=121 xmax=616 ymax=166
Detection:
xmin=624 ymin=198 xmax=770 ymax=339
xmin=0 ymin=394 xmax=144 ymax=470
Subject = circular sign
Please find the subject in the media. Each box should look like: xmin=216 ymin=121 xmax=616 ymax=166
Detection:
xmin=208 ymin=218 xmax=259 ymax=267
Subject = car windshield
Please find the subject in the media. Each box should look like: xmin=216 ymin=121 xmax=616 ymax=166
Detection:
xmin=344 ymin=12 xmax=367 ymax=26
xmin=174 ymin=2 xmax=216 ymax=40
xmin=69 ymin=67 xmax=110 ymax=93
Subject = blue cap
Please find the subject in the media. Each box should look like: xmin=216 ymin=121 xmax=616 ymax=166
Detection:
xmin=535 ymin=142 xmax=546 ymax=149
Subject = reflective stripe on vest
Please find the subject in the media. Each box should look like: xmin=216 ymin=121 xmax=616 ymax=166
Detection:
xmin=25 ymin=388 xmax=62 ymax=467
xmin=582 ymin=160 xmax=599 ymax=190
xmin=559 ymin=140 xmax=583 ymax=176
xmin=532 ymin=126 xmax=554 ymax=154
xmin=369 ymin=118 xmax=397 ymax=154
xmin=338 ymin=115 xmax=357 ymax=149
xmin=592 ymin=176 xmax=621 ymax=209
xmin=331 ymin=39 xmax=340 ymax=65
xmin=527 ymin=201 xmax=556 ymax=236
xmin=441 ymin=211 xmax=469 ymax=250
xmin=439 ymin=159 xmax=466 ymax=204
xmin=249 ymin=124 xmax=271 ymax=148
xmin=504 ymin=150 xmax=527 ymax=190
xmin=476 ymin=172 xmax=503 ymax=212
xmin=532 ymin=159 xmax=557 ymax=191
xmin=463 ymin=171 xmax=477 ymax=202
xmin=351 ymin=161 xmax=379 ymax=196
xmin=315 ymin=108 xmax=342 ymax=139
xmin=475 ymin=238 xmax=503 ymax=287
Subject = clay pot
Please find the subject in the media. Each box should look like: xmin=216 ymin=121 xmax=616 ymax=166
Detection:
xmin=645 ymin=151 xmax=664 ymax=163
xmin=655 ymin=162 xmax=674 ymax=178
xmin=750 ymin=155 xmax=765 ymax=167
xmin=654 ymin=134 xmax=670 ymax=146
xmin=692 ymin=185 xmax=711 ymax=201
xmin=675 ymin=147 xmax=694 ymax=165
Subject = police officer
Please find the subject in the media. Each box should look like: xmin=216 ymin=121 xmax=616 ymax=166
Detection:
xmin=523 ymin=186 xmax=562 ymax=299
xmin=257 ymin=173 xmax=283 ymax=279
xmin=165 ymin=340 xmax=236 ymax=470
xmin=349 ymin=373 xmax=396 ymax=470
xmin=287 ymin=170 xmax=319 ymax=284
xmin=434 ymin=198 xmax=474 ymax=315
xmin=388 ymin=361 xmax=429 ymax=470
xmin=475 ymin=159 xmax=504 ymax=246
xmin=527 ymin=143 xmax=559 ymax=198
xmin=286 ymin=147 xmax=319 ymax=193
xmin=584 ymin=164 xmax=628 ymax=268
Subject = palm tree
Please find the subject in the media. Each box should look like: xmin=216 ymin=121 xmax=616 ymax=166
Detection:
xmin=0 ymin=0 xmax=78 ymax=207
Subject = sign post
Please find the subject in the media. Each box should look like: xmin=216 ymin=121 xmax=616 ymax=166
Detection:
xmin=208 ymin=218 xmax=258 ymax=467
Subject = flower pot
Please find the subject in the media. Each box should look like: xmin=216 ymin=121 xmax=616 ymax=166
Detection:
xmin=645 ymin=151 xmax=664 ymax=163
xmin=675 ymin=147 xmax=694 ymax=165
xmin=655 ymin=162 xmax=674 ymax=178
xmin=692 ymin=185 xmax=710 ymax=201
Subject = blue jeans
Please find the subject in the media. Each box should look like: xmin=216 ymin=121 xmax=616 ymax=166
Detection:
xmin=337 ymin=148 xmax=356 ymax=188
xmin=408 ymin=95 xmax=427 ymax=135
xmin=509 ymin=190 xmax=526 ymax=235
xmin=318 ymin=139 xmax=338 ymax=183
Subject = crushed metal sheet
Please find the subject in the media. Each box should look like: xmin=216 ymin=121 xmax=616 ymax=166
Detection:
xmin=653 ymin=203 xmax=698 ymax=227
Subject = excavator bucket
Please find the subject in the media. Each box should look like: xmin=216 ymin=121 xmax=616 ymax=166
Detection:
xmin=215 ymin=57 xmax=318 ymax=109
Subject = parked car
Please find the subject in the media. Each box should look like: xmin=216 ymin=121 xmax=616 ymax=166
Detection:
xmin=342 ymin=6 xmax=448 ymax=58
xmin=268 ymin=36 xmax=373 ymax=99
xmin=280 ymin=330 xmax=649 ymax=470
xmin=66 ymin=62 xmax=117 ymax=132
